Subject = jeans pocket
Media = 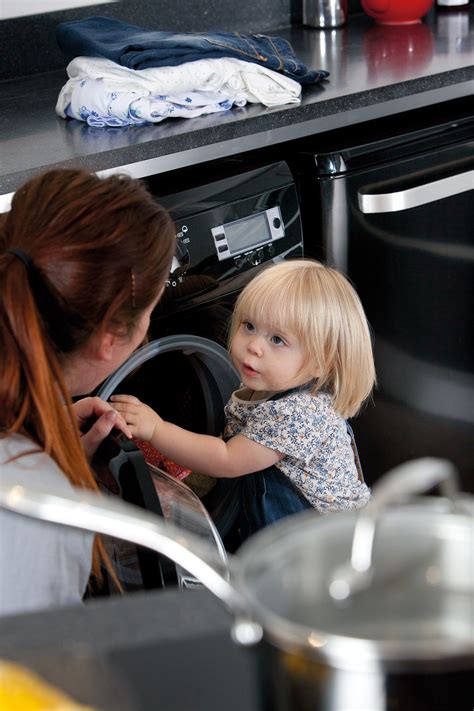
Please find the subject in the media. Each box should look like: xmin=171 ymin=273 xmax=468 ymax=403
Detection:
xmin=205 ymin=36 xmax=266 ymax=63
xmin=264 ymin=36 xmax=298 ymax=73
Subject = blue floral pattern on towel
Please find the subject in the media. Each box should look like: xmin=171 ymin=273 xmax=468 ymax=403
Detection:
xmin=65 ymin=79 xmax=245 ymax=127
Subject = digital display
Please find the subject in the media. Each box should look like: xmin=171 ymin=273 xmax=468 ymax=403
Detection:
xmin=225 ymin=212 xmax=271 ymax=255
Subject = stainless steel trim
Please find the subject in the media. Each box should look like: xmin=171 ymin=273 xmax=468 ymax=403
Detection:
xmin=314 ymin=153 xmax=347 ymax=175
xmin=358 ymin=170 xmax=474 ymax=214
xmin=322 ymin=177 xmax=349 ymax=272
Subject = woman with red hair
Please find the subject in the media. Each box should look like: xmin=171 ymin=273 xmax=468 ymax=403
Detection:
xmin=0 ymin=168 xmax=175 ymax=617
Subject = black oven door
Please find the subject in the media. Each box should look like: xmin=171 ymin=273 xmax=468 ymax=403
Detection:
xmin=306 ymin=116 xmax=474 ymax=489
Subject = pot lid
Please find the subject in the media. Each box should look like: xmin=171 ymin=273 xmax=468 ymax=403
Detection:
xmin=235 ymin=460 xmax=474 ymax=669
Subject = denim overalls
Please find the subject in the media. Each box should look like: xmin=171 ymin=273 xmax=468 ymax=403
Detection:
xmin=57 ymin=16 xmax=329 ymax=85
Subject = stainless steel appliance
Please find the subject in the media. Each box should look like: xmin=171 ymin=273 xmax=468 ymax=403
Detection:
xmin=294 ymin=104 xmax=474 ymax=490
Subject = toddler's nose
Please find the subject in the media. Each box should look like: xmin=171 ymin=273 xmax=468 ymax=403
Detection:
xmin=248 ymin=337 xmax=263 ymax=357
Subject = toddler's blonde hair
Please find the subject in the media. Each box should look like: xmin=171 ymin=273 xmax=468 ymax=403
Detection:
xmin=229 ymin=259 xmax=376 ymax=419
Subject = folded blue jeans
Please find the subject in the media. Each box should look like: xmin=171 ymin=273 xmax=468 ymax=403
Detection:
xmin=56 ymin=16 xmax=329 ymax=85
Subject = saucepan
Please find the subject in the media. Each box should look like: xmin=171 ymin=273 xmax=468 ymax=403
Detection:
xmin=1 ymin=458 xmax=473 ymax=710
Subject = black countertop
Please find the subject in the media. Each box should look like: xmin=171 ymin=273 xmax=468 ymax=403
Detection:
xmin=0 ymin=588 xmax=261 ymax=711
xmin=1 ymin=9 xmax=473 ymax=205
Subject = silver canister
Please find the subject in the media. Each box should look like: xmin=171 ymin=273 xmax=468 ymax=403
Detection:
xmin=303 ymin=0 xmax=348 ymax=28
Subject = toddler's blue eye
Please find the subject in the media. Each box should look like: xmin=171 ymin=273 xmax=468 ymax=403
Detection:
xmin=243 ymin=321 xmax=255 ymax=332
xmin=271 ymin=335 xmax=284 ymax=346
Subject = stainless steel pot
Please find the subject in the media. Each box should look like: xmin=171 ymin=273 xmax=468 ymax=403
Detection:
xmin=303 ymin=0 xmax=348 ymax=28
xmin=1 ymin=458 xmax=473 ymax=710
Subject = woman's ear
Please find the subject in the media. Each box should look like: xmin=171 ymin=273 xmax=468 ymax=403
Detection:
xmin=99 ymin=332 xmax=117 ymax=362
xmin=94 ymin=331 xmax=116 ymax=362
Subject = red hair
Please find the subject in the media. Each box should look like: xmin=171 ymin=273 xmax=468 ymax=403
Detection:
xmin=0 ymin=169 xmax=175 ymax=582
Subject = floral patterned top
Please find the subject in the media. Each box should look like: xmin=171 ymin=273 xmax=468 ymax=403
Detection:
xmin=224 ymin=387 xmax=371 ymax=513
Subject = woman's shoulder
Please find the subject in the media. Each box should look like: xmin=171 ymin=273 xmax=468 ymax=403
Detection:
xmin=0 ymin=435 xmax=94 ymax=619
xmin=0 ymin=433 xmax=39 ymax=463
xmin=1 ymin=432 xmax=49 ymax=463
xmin=0 ymin=434 xmax=73 ymax=492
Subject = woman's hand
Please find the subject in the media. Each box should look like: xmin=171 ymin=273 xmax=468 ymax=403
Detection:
xmin=73 ymin=396 xmax=133 ymax=461
xmin=110 ymin=394 xmax=161 ymax=443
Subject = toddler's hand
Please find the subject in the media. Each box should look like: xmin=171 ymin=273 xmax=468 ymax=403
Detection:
xmin=110 ymin=394 xmax=160 ymax=442
xmin=73 ymin=396 xmax=132 ymax=462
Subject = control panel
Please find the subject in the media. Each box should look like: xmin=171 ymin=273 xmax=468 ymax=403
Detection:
xmin=146 ymin=161 xmax=303 ymax=288
xmin=211 ymin=206 xmax=284 ymax=261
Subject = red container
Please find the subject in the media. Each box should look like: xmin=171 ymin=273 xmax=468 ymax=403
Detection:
xmin=363 ymin=23 xmax=434 ymax=79
xmin=361 ymin=0 xmax=434 ymax=24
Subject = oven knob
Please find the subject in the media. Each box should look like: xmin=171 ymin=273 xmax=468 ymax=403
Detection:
xmin=170 ymin=239 xmax=190 ymax=279
xmin=251 ymin=250 xmax=263 ymax=266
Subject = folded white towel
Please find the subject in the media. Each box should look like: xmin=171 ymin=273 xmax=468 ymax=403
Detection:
xmin=56 ymin=55 xmax=301 ymax=126
xmin=61 ymin=79 xmax=245 ymax=126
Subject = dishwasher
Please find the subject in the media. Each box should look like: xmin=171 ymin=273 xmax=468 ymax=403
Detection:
xmin=294 ymin=103 xmax=474 ymax=489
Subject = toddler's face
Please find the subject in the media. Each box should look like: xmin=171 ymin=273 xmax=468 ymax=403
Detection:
xmin=230 ymin=317 xmax=308 ymax=394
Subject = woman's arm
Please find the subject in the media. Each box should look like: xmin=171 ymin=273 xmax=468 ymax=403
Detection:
xmin=110 ymin=394 xmax=282 ymax=478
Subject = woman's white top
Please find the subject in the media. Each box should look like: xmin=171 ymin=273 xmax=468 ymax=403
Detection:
xmin=0 ymin=434 xmax=94 ymax=618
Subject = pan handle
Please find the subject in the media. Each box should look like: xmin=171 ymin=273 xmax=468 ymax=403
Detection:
xmin=328 ymin=457 xmax=461 ymax=601
xmin=0 ymin=473 xmax=248 ymax=616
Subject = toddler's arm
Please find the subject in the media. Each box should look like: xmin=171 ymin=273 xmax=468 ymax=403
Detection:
xmin=110 ymin=394 xmax=282 ymax=478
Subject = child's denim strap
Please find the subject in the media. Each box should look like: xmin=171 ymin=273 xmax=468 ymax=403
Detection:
xmin=346 ymin=422 xmax=365 ymax=483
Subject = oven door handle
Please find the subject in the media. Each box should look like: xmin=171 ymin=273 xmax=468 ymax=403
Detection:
xmin=358 ymin=169 xmax=474 ymax=214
